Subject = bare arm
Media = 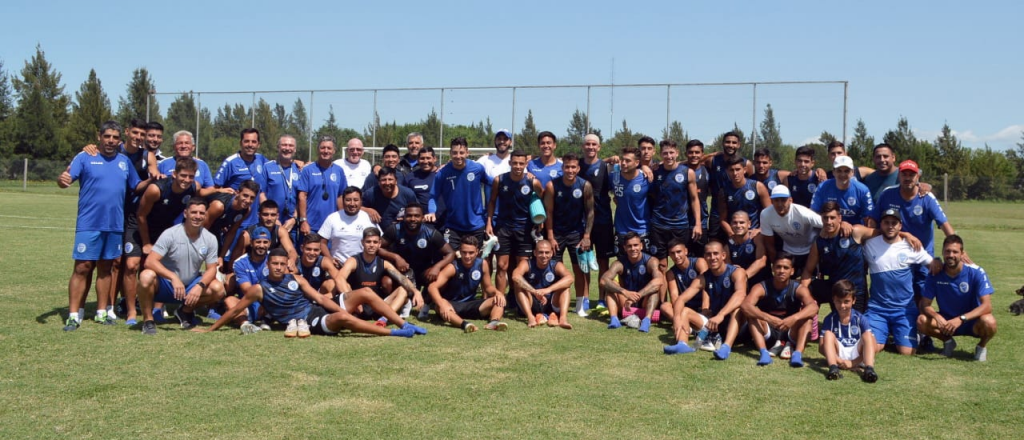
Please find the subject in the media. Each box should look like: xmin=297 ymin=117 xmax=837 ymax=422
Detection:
xmin=687 ymin=169 xmax=702 ymax=238
xmin=334 ymin=258 xmax=357 ymax=292
xmin=600 ymin=261 xmax=627 ymax=295
xmin=511 ymin=259 xmax=538 ymax=296
xmin=543 ymin=181 xmax=556 ymax=243
xmin=582 ymin=181 xmax=595 ymax=249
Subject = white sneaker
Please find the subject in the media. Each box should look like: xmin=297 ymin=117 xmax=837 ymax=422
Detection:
xmin=780 ymin=342 xmax=793 ymax=360
xmin=941 ymin=338 xmax=957 ymax=357
xmin=399 ymin=299 xmax=412 ymax=319
xmin=240 ymin=321 xmax=261 ymax=335
xmin=285 ymin=319 xmax=299 ymax=338
xmin=417 ymin=304 xmax=431 ymax=320
xmin=699 ymin=339 xmax=716 ymax=352
xmin=296 ymin=319 xmax=311 ymax=338
xmin=622 ymin=314 xmax=641 ymax=329
xmin=974 ymin=345 xmax=987 ymax=362
xmin=768 ymin=340 xmax=785 ymax=358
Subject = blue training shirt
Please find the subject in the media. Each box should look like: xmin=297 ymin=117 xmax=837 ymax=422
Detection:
xmin=296 ymin=162 xmax=347 ymax=232
xmin=158 ymin=156 xmax=215 ymax=188
xmin=265 ymin=161 xmax=300 ymax=221
xmin=863 ymin=236 xmax=935 ymax=312
xmin=924 ymin=264 xmax=993 ymax=319
xmin=650 ymin=165 xmax=691 ymax=229
xmin=815 ymin=233 xmax=867 ymax=296
xmin=527 ymin=157 xmax=563 ymax=188
xmin=444 ymin=258 xmax=484 ymax=303
xmin=495 ymin=174 xmax=535 ymax=229
xmin=233 ymin=254 xmax=268 ymax=288
xmin=68 ymin=152 xmax=141 ymax=232
xmin=810 ymin=178 xmax=874 ymax=225
xmin=431 ymin=160 xmax=486 ymax=232
xmin=260 ymin=274 xmax=313 ymax=323
xmin=821 ymin=309 xmax=872 ymax=348
xmin=611 ymin=170 xmax=650 ymax=235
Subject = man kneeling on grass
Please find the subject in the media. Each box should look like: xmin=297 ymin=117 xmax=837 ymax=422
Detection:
xmin=819 ymin=280 xmax=878 ymax=382
xmin=740 ymin=252 xmax=818 ymax=367
xmin=512 ymin=240 xmax=575 ymax=329
xmin=195 ymin=248 xmax=426 ymax=338
xmin=427 ymin=236 xmax=508 ymax=332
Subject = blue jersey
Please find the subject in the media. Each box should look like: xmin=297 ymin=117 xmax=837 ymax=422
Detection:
xmin=756 ymin=280 xmax=802 ymax=316
xmin=495 ymin=174 xmax=535 ymax=229
xmin=527 ymin=157 xmax=563 ymax=188
xmin=821 ymin=309 xmax=872 ymax=348
xmin=68 ymin=152 xmax=141 ymax=232
xmin=862 ymin=170 xmax=898 ymax=203
xmin=650 ymin=165 xmax=691 ymax=229
xmin=863 ymin=236 xmax=935 ymax=312
xmin=728 ymin=236 xmax=758 ymax=269
xmin=754 ymin=169 xmax=783 ymax=191
xmin=404 ymin=169 xmax=435 ymax=209
xmin=611 ymin=171 xmax=650 ymax=234
xmin=362 ymin=184 xmax=419 ymax=230
xmin=872 ymin=189 xmax=948 ymax=254
xmin=264 ymin=161 xmax=300 ymax=221
xmin=260 ymin=274 xmax=312 ymax=323
xmin=431 ymin=161 xmax=487 ymax=232
xmin=810 ymin=179 xmax=874 ymax=225
xmin=444 ymin=259 xmax=484 ymax=302
xmin=580 ymin=158 xmax=613 ymax=226
xmin=690 ymin=165 xmax=710 ymax=230
xmin=298 ymin=256 xmax=331 ymax=292
xmin=233 ymin=253 xmax=268 ymax=288
xmin=787 ymin=173 xmax=819 ymax=207
xmin=551 ymin=177 xmax=588 ymax=235
xmin=525 ymin=258 xmax=559 ymax=290
xmin=209 ymin=192 xmax=251 ymax=245
xmin=814 ymin=233 xmax=867 ymax=296
xmin=709 ymin=155 xmax=742 ymax=195
xmin=722 ymin=179 xmax=762 ymax=229
xmin=296 ymin=162 xmax=347 ymax=231
xmin=924 ymin=265 xmax=993 ymax=319
xmin=705 ymin=264 xmax=739 ymax=315
xmin=142 ymin=178 xmax=195 ymax=237
xmin=158 ymin=156 xmax=215 ymax=188
xmin=620 ymin=253 xmax=654 ymax=292
xmin=670 ymin=259 xmax=702 ymax=310
xmin=215 ymin=153 xmax=269 ymax=227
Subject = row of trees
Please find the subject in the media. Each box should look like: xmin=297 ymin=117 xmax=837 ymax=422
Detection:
xmin=2 ymin=45 xmax=1023 ymax=199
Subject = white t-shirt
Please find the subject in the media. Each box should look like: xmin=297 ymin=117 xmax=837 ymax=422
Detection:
xmin=333 ymin=158 xmax=372 ymax=189
xmin=317 ymin=210 xmax=378 ymax=261
xmin=759 ymin=203 xmax=822 ymax=255
xmin=478 ymin=153 xmax=510 ymax=184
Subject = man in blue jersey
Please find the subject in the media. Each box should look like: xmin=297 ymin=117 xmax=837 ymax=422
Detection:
xmin=648 ymin=139 xmax=702 ymax=271
xmin=513 ymin=240 xmax=576 ymax=329
xmin=684 ymin=140 xmax=712 ymax=257
xmin=379 ymin=203 xmax=455 ymax=289
xmin=820 ymin=280 xmax=878 ymax=382
xmin=717 ymin=156 xmax=771 ymax=236
xmin=702 ymin=132 xmax=752 ymax=241
xmin=825 ymin=141 xmax=873 ymax=181
xmin=726 ymin=211 xmax=768 ymax=287
xmin=479 ymin=130 xmax=512 ymax=229
xmin=263 ymin=134 xmax=303 ymax=238
xmin=918 ymin=235 xmax=997 ymax=361
xmin=297 ymin=136 xmax=347 ymax=237
xmin=222 ymin=226 xmax=273 ymax=328
xmin=405 ymin=146 xmax=438 ymax=212
xmin=363 ymin=167 xmax=418 ymax=230
xmin=144 ymin=121 xmax=166 ymax=179
xmin=155 ymin=131 xmax=220 ymax=194
xmin=527 ymin=131 xmax=563 ymax=188
xmin=426 ymin=137 xmax=488 ymax=248
xmin=215 ymin=128 xmax=269 ymax=228
xmin=862 ymin=143 xmax=899 ymax=202
xmin=58 ymin=121 xmax=145 ymax=330
xmin=488 ymin=150 xmax=545 ymax=299
xmin=611 ymin=146 xmax=654 ymax=251
xmin=781 ymin=146 xmax=820 ymax=208
xmin=364 ymin=144 xmax=407 ymax=191
xmin=205 ymin=180 xmax=259 ymax=274
xmin=297 ymin=233 xmax=340 ymax=296
xmin=600 ymin=232 xmax=664 ymax=332
xmin=578 ymin=134 xmax=616 ymax=313
xmin=335 ymin=227 xmax=424 ymax=323
xmin=810 ymin=155 xmax=875 ymax=227
xmin=428 ymin=237 xmax=507 ymax=332
xmin=741 ymin=253 xmax=818 ymax=367
xmin=751 ymin=148 xmax=788 ymax=192
xmin=543 ymin=153 xmax=595 ymax=317
xmin=663 ymin=239 xmax=709 ymax=355
xmin=695 ymin=239 xmax=748 ymax=360
xmin=196 ymin=248 xmax=424 ymax=338
xmin=863 ymin=208 xmax=941 ymax=355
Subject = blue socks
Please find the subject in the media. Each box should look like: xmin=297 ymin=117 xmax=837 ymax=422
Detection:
xmin=402 ymin=322 xmax=428 ymax=335
xmin=714 ymin=343 xmax=732 ymax=360
xmin=758 ymin=348 xmax=773 ymax=366
xmin=790 ymin=351 xmax=804 ymax=367
xmin=639 ymin=317 xmax=651 ymax=333
xmin=664 ymin=342 xmax=696 ymax=355
xmin=608 ymin=316 xmax=621 ymax=329
xmin=390 ymin=327 xmax=415 ymax=338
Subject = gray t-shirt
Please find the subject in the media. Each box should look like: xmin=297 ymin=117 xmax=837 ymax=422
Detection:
xmin=152 ymin=224 xmax=220 ymax=284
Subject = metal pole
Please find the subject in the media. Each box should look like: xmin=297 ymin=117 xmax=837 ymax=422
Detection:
xmin=439 ymin=88 xmax=445 ymax=149
xmin=842 ymin=81 xmax=849 ymax=142
xmin=308 ymin=91 xmax=314 ymax=162
xmin=586 ymin=86 xmax=591 ymax=134
xmin=250 ymin=92 xmax=256 ymax=127
xmin=944 ymin=173 xmax=949 ymax=204
xmin=146 ymin=94 xmax=151 ymax=122
xmin=371 ymin=90 xmax=378 ymax=158
xmin=751 ymin=83 xmax=757 ymax=155
xmin=665 ymin=85 xmax=671 ymax=137
xmin=195 ymin=92 xmax=201 ymax=158
xmin=22 ymin=158 xmax=27 ymax=191
xmin=511 ymin=87 xmax=517 ymax=147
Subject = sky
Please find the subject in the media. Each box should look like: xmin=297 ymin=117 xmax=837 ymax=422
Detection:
xmin=2 ymin=0 xmax=1022 ymax=153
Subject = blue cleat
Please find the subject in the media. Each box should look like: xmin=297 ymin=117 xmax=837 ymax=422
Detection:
xmin=789 ymin=351 xmax=804 ymax=368
xmin=664 ymin=343 xmax=696 ymax=355
xmin=714 ymin=343 xmax=732 ymax=360
xmin=608 ymin=316 xmax=621 ymax=329
xmin=758 ymin=349 xmax=773 ymax=366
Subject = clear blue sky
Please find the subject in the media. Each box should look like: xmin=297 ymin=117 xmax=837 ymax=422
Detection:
xmin=3 ymin=0 xmax=1021 ymax=151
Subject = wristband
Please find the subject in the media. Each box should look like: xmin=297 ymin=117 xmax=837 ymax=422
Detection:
xmin=198 ymin=281 xmax=208 ymax=290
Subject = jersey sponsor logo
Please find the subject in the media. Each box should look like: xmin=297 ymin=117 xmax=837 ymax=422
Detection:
xmin=572 ymin=188 xmax=582 ymax=199
xmin=847 ymin=196 xmax=857 ymax=206
xmin=417 ymin=238 xmax=427 ymax=249
xmin=544 ymin=272 xmax=555 ymax=282
xmin=312 ymin=267 xmax=321 ymax=277
xmin=959 ymin=282 xmax=969 ymax=293
xmin=840 ymin=238 xmax=851 ymax=249
xmin=77 ymin=243 xmax=87 ymax=253
xmin=466 ymin=172 xmax=476 ymax=182
xmin=745 ymin=190 xmax=755 ymax=200
xmin=471 ymin=270 xmax=481 ymax=281
xmin=913 ymin=205 xmax=924 ymax=216
xmin=520 ymin=185 xmax=531 ymax=195
xmin=674 ymin=173 xmax=685 ymax=183
xmin=287 ymin=280 xmax=299 ymax=290
xmin=633 ymin=184 xmax=641 ymax=193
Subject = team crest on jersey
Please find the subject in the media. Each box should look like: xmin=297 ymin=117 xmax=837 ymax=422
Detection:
xmin=767 ymin=181 xmax=777 ymax=190
xmin=256 ymin=165 xmax=262 ymax=173
xmin=674 ymin=173 xmax=685 ymax=183
xmin=723 ymin=277 xmax=732 ymax=288
xmin=572 ymin=188 xmax=582 ymax=198
xmin=417 ymin=238 xmax=427 ymax=249
xmin=847 ymin=196 xmax=856 ymax=206
xmin=467 ymin=173 xmax=476 ymax=182
xmin=791 ymin=222 xmax=802 ymax=231
xmin=633 ymin=184 xmax=641 ymax=193
xmin=162 ymin=199 xmax=170 ymax=205
xmin=593 ymin=168 xmax=599 ymax=176
xmin=520 ymin=185 xmax=531 ymax=195
xmin=549 ymin=169 xmax=558 ymax=178
xmin=125 ymin=243 xmax=134 ymax=254
xmin=913 ymin=205 xmax=923 ymax=216
xmin=840 ymin=238 xmax=850 ymax=249
xmin=745 ymin=190 xmax=755 ymax=200
xmin=287 ymin=280 xmax=299 ymax=290
xmin=118 ymin=161 xmax=127 ymax=171
xmin=199 ymin=246 xmax=208 ymax=255
xmin=234 ymin=214 xmax=243 ymax=222
xmin=897 ymin=252 xmax=909 ymax=264
xmin=808 ymin=183 xmax=817 ymax=193
xmin=688 ymin=268 xmax=697 ymax=279
xmin=77 ymin=243 xmax=87 ymax=253
xmin=648 ymin=245 xmax=657 ymax=255
xmin=471 ymin=270 xmax=481 ymax=281
xmin=745 ymin=243 xmax=754 ymax=254
xmin=544 ymin=272 xmax=555 ymax=282
xmin=638 ymin=265 xmax=646 ymax=275
xmin=850 ymin=323 xmax=860 ymax=337
xmin=959 ymin=282 xmax=969 ymax=293
xmin=330 ymin=173 xmax=337 ymax=182
xmin=262 ymin=266 xmax=269 ymax=276
xmin=312 ymin=267 xmax=321 ymax=277
xmin=182 ymin=195 xmax=191 ymax=205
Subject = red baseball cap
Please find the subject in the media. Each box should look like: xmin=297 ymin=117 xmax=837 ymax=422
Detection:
xmin=898 ymin=160 xmax=919 ymax=174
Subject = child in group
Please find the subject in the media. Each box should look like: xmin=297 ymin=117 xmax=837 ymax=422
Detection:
xmin=819 ymin=280 xmax=879 ymax=382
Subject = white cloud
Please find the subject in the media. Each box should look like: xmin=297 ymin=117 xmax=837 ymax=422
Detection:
xmin=914 ymin=124 xmax=1024 ymax=149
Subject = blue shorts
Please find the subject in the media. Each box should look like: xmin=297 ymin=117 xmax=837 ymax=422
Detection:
xmin=940 ymin=313 xmax=979 ymax=337
xmin=73 ymin=231 xmax=123 ymax=261
xmin=154 ymin=276 xmax=204 ymax=304
xmin=869 ymin=307 xmax=918 ymax=348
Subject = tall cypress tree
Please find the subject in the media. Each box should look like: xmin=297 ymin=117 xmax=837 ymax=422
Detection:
xmin=116 ymin=67 xmax=161 ymax=124
xmin=67 ymin=69 xmax=112 ymax=149
xmin=12 ymin=45 xmax=71 ymax=160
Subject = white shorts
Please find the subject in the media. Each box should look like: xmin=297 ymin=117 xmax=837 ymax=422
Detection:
xmin=838 ymin=340 xmax=862 ymax=361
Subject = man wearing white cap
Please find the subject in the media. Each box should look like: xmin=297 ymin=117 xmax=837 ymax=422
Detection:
xmin=759 ymin=185 xmax=823 ymax=277
xmin=810 ymin=155 xmax=875 ymax=227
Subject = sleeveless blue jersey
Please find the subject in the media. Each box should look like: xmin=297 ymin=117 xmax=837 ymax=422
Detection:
xmin=787 ymin=173 xmax=819 ymax=207
xmin=650 ymin=165 xmax=691 ymax=229
xmin=580 ymin=158 xmax=613 ymax=226
xmin=756 ymin=279 xmax=802 ymax=316
xmin=620 ymin=253 xmax=654 ymax=292
xmin=728 ymin=236 xmax=758 ymax=269
xmin=551 ymin=177 xmax=588 ymax=235
xmin=143 ymin=177 xmax=195 ymax=236
xmin=299 ymin=255 xmax=331 ymax=292
xmin=723 ymin=179 xmax=762 ymax=229
xmin=705 ymin=264 xmax=739 ymax=314
xmin=670 ymin=258 xmax=702 ymax=310
xmin=444 ymin=258 xmax=484 ymax=303
xmin=495 ymin=173 xmax=535 ymax=229
xmin=756 ymin=169 xmax=783 ymax=191
xmin=691 ymin=165 xmax=710 ymax=230
xmin=526 ymin=258 xmax=559 ymax=290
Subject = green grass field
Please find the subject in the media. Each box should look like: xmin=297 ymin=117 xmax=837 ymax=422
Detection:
xmin=1 ymin=184 xmax=1023 ymax=439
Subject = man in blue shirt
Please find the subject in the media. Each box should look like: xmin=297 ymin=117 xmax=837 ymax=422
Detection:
xmin=611 ymin=146 xmax=654 ymax=251
xmin=862 ymin=143 xmax=899 ymax=202
xmin=426 ymin=137 xmax=487 ymax=248
xmin=917 ymin=235 xmax=997 ymax=361
xmin=810 ymin=155 xmax=875 ymax=226
xmin=362 ymin=167 xmax=418 ymax=230
xmin=297 ymin=136 xmax=348 ymax=237
xmin=488 ymin=150 xmax=544 ymax=299
xmin=156 ymin=130 xmax=220 ymax=193
xmin=263 ymin=134 xmax=303 ymax=239
xmin=526 ymin=131 xmax=562 ymax=188
xmin=648 ymin=139 xmax=702 ymax=271
xmin=215 ymin=128 xmax=269 ymax=228
xmin=58 ymin=121 xmax=144 ymax=331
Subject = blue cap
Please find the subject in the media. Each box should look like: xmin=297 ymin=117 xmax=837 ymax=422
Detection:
xmin=495 ymin=129 xmax=512 ymax=139
xmin=252 ymin=226 xmax=272 ymax=241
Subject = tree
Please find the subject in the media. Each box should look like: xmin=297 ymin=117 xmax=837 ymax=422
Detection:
xmin=565 ymin=109 xmax=590 ymax=148
xmin=288 ymin=98 xmax=310 ymax=151
xmin=421 ymin=109 xmax=441 ymax=148
xmin=1005 ymin=131 xmax=1024 ymax=190
xmin=967 ymin=146 xmax=1019 ymax=200
xmin=758 ymin=103 xmax=782 ymax=152
xmin=661 ymin=120 xmax=688 ymax=146
xmin=606 ymin=119 xmax=644 ymax=152
xmin=818 ymin=130 xmax=837 ymax=148
xmin=882 ymin=116 xmax=918 ymax=160
xmin=252 ymin=98 xmax=279 ymax=157
xmin=0 ymin=58 xmax=16 ymax=159
xmin=115 ymin=67 xmax=161 ymax=124
xmin=11 ymin=44 xmax=71 ymax=160
xmin=934 ymin=123 xmax=969 ymax=176
xmin=519 ymin=109 xmax=538 ymax=153
xmin=67 ymin=69 xmax=112 ymax=149
xmin=849 ymin=119 xmax=874 ymax=166
xmin=164 ymin=93 xmax=198 ymax=144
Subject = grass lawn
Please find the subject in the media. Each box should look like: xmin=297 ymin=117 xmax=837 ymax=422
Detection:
xmin=1 ymin=185 xmax=1022 ymax=439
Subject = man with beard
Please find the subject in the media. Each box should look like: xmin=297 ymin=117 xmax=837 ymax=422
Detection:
xmin=684 ymin=140 xmax=712 ymax=257
xmin=600 ymin=232 xmax=664 ymax=333
xmin=810 ymin=155 xmax=875 ymax=227
xmin=362 ymin=167 xmax=418 ymax=230
xmin=318 ymin=187 xmax=379 ymax=264
xmin=759 ymin=185 xmax=822 ymax=275
xmin=223 ymin=226 xmax=273 ymax=326
xmin=364 ymin=144 xmax=408 ymax=190
xmin=862 ymin=143 xmax=899 ymax=202
xmin=543 ymin=152 xmax=595 ymax=317
xmin=380 ymin=204 xmax=455 ymax=291
xmin=214 ymin=128 xmax=269 ymax=228
xmin=512 ymin=240 xmax=575 ymax=329
xmin=702 ymin=131 xmax=752 ymax=241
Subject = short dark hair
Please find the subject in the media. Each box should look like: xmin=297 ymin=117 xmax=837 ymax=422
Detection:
xmin=382 ymin=144 xmax=400 ymax=156
xmin=377 ymin=166 xmax=397 ymax=179
xmin=724 ymin=155 xmax=746 ymax=168
xmin=268 ymin=248 xmax=289 ymax=259
xmin=722 ymin=131 xmax=742 ymax=143
xmin=943 ymin=234 xmax=964 ymax=251
xmin=240 ymin=127 xmax=261 ymax=142
xmin=873 ymin=143 xmax=894 ymax=155
xmin=774 ymin=252 xmax=795 ymax=265
xmin=827 ymin=140 xmax=846 ymax=151
xmin=659 ymin=139 xmax=678 ymax=151
xmin=342 ymin=186 xmax=362 ymax=198
xmin=832 ymin=279 xmax=856 ymax=299
xmin=186 ymin=196 xmax=208 ymax=210
xmin=795 ymin=145 xmax=816 ymax=160
xmin=404 ymin=202 xmax=424 ymax=213
xmin=666 ymin=238 xmax=687 ymax=252
xmin=304 ymin=233 xmax=323 ymax=244
xmin=259 ymin=200 xmax=279 ymax=212
xmin=460 ymin=235 xmax=480 ymax=249
xmin=174 ymin=157 xmax=197 ymax=173
xmin=686 ymin=139 xmax=705 ymax=150
xmin=450 ymin=137 xmax=468 ymax=148
xmin=621 ymin=231 xmax=642 ymax=248
xmin=146 ymin=121 xmax=164 ymax=132
xmin=129 ymin=118 xmax=147 ymax=130
xmin=418 ymin=146 xmax=435 ymax=158
xmin=754 ymin=148 xmax=772 ymax=159
xmin=621 ymin=145 xmax=639 ymax=158
xmin=510 ymin=149 xmax=528 ymax=159
xmin=818 ymin=201 xmax=841 ymax=216
xmin=537 ymin=131 xmax=556 ymax=144
xmin=362 ymin=227 xmax=382 ymax=239
xmin=239 ymin=179 xmax=261 ymax=195
xmin=561 ymin=152 xmax=579 ymax=163
xmin=638 ymin=136 xmax=656 ymax=147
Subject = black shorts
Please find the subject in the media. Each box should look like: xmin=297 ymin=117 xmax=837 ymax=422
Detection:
xmin=528 ymin=295 xmax=559 ymax=316
xmin=450 ymin=298 xmax=486 ymax=320
xmin=495 ymin=226 xmax=535 ymax=257
xmin=445 ymin=228 xmax=488 ymax=250
xmin=305 ymin=305 xmax=334 ymax=335
xmin=592 ymin=223 xmax=616 ymax=259
xmin=123 ymin=227 xmax=143 ymax=258
xmin=554 ymin=231 xmax=583 ymax=265
xmin=648 ymin=225 xmax=691 ymax=260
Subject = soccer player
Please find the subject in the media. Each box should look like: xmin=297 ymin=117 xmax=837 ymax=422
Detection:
xmin=223 ymin=226 xmax=273 ymax=325
xmin=380 ymin=203 xmax=455 ymax=289
xmin=318 ymin=187 xmax=378 ymax=264
xmin=611 ymin=146 xmax=653 ymax=249
xmin=543 ymin=152 xmax=595 ymax=316
xmin=297 ymin=135 xmax=348 ymax=236
xmin=648 ymin=139 xmax=702 ymax=271
xmin=335 ymin=227 xmax=424 ymax=324
xmin=599 ymin=232 xmax=664 ymax=332
xmin=479 ymin=129 xmax=512 ymax=214
xmin=662 ymin=239 xmax=709 ymax=355
xmin=751 ymin=148 xmax=787 ymax=191
xmin=144 ymin=121 xmax=167 ymax=179
xmin=862 ymin=143 xmax=899 ymax=202
xmin=365 ymin=144 xmax=407 ymax=189
xmin=696 ymin=239 xmax=748 ymax=360
xmin=810 ymin=155 xmax=875 ymax=227
xmin=863 ymin=208 xmax=940 ymax=355
xmin=759 ymin=185 xmax=823 ymax=274
xmin=205 ymin=180 xmax=259 ymax=272
xmin=741 ymin=253 xmax=818 ymax=367
xmin=637 ymin=136 xmax=658 ymax=169
xmin=426 ymin=137 xmax=488 ymax=248
xmin=702 ymin=131 xmax=751 ymax=240
xmin=781 ymin=146 xmax=820 ymax=207
xmin=197 ymin=248 xmax=425 ymax=338
xmin=155 ymin=130 xmax=218 ymax=192
xmin=137 ymin=198 xmax=227 ymax=335
xmin=399 ymin=132 xmax=423 ymax=172
xmin=824 ymin=140 xmax=872 ymax=181
xmin=527 ymin=131 xmax=563 ymax=188
xmin=427 ymin=236 xmax=507 ymax=332
xmin=296 ymin=233 xmax=339 ymax=296
xmin=230 ymin=200 xmax=298 ymax=272
xmin=405 ymin=146 xmax=438 ymax=211
xmin=263 ymin=134 xmax=303 ymax=237
xmin=512 ymin=240 xmax=575 ymax=329
xmin=488 ymin=149 xmax=544 ymax=298
xmin=362 ymin=167 xmax=418 ymax=230
xmin=684 ymin=140 xmax=712 ymax=256
xmin=918 ymin=235 xmax=997 ymax=361
xmin=717 ymin=155 xmax=771 ymax=235
xmin=578 ymin=134 xmax=616 ymax=312
xmin=725 ymin=211 xmax=768 ymax=287
xmin=820 ymin=280 xmax=879 ymax=382
xmin=214 ymin=128 xmax=269 ymax=228
xmin=58 ymin=121 xmax=144 ymax=330
xmin=333 ymin=138 xmax=373 ymax=189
